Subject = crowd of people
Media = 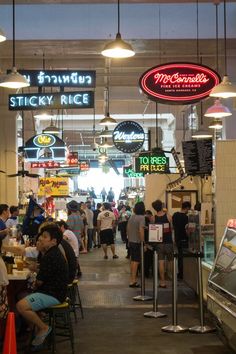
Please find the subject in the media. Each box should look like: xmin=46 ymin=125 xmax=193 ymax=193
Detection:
xmin=0 ymin=193 xmax=193 ymax=349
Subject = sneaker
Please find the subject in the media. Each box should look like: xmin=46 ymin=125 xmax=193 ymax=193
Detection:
xmin=104 ymin=255 xmax=108 ymax=259
xmin=129 ymin=282 xmax=140 ymax=288
xmin=113 ymin=255 xmax=119 ymax=259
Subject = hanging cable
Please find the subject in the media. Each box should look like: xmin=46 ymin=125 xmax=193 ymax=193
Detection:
xmin=155 ymin=102 xmax=158 ymax=148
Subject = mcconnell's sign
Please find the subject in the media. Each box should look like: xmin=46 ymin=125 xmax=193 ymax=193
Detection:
xmin=139 ymin=62 xmax=220 ymax=104
xmin=113 ymin=121 xmax=145 ymax=153
xmin=9 ymin=91 xmax=94 ymax=110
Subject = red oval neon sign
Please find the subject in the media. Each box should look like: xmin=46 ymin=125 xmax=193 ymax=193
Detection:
xmin=139 ymin=62 xmax=221 ymax=105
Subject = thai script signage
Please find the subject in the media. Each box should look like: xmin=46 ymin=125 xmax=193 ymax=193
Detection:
xmin=123 ymin=165 xmax=144 ymax=178
xmin=16 ymin=70 xmax=96 ymax=88
xmin=9 ymin=91 xmax=94 ymax=111
xmin=38 ymin=177 xmax=69 ymax=197
xmin=139 ymin=62 xmax=220 ymax=104
xmin=113 ymin=121 xmax=145 ymax=153
xmin=25 ymin=134 xmax=66 ymax=162
xmin=135 ymin=153 xmax=169 ymax=174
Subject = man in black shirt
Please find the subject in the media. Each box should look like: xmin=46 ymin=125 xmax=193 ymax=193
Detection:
xmin=172 ymin=201 xmax=191 ymax=280
xmin=16 ymin=224 xmax=69 ymax=348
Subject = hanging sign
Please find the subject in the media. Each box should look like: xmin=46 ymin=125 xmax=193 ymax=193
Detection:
xmin=16 ymin=69 xmax=96 ymax=88
xmin=38 ymin=177 xmax=69 ymax=197
xmin=25 ymin=133 xmax=66 ymax=162
xmin=123 ymin=165 xmax=144 ymax=178
xmin=112 ymin=121 xmax=145 ymax=153
xmin=9 ymin=91 xmax=94 ymax=111
xmin=31 ymin=161 xmax=61 ymax=169
xmin=66 ymin=152 xmax=79 ymax=167
xmin=135 ymin=153 xmax=169 ymax=174
xmin=139 ymin=62 xmax=221 ymax=105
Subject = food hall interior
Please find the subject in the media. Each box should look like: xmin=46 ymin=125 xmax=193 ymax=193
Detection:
xmin=1 ymin=0 xmax=236 ymax=353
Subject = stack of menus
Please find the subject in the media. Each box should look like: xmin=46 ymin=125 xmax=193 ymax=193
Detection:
xmin=182 ymin=139 xmax=213 ymax=176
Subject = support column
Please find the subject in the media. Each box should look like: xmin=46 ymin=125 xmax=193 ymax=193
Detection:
xmin=0 ymin=90 xmax=18 ymax=205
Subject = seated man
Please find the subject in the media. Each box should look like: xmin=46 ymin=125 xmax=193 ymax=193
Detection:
xmin=16 ymin=224 xmax=69 ymax=348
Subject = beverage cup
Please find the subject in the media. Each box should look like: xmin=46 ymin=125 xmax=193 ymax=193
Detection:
xmin=16 ymin=259 xmax=24 ymax=271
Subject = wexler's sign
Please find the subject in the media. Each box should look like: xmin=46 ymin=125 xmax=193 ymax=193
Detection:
xmin=16 ymin=70 xmax=96 ymax=88
xmin=135 ymin=153 xmax=169 ymax=174
xmin=113 ymin=121 xmax=145 ymax=153
xmin=9 ymin=91 xmax=94 ymax=111
xmin=139 ymin=62 xmax=221 ymax=105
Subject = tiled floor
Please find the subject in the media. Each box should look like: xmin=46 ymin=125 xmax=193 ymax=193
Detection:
xmin=18 ymin=238 xmax=235 ymax=353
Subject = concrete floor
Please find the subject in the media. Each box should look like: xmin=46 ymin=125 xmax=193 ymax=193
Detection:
xmin=19 ymin=238 xmax=235 ymax=353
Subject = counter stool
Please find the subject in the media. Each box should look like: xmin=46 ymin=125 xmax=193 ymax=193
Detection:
xmin=45 ymin=301 xmax=74 ymax=354
xmin=67 ymin=279 xmax=84 ymax=320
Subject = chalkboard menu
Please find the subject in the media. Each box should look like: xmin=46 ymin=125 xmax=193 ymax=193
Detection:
xmin=182 ymin=139 xmax=213 ymax=175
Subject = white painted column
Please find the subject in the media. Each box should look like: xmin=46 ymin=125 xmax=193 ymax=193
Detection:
xmin=0 ymin=90 xmax=18 ymax=205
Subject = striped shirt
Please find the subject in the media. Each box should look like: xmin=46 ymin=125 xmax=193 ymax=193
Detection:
xmin=67 ymin=213 xmax=84 ymax=242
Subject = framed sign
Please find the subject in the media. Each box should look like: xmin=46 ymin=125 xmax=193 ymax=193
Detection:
xmin=139 ymin=62 xmax=220 ymax=105
xmin=112 ymin=121 xmax=145 ymax=153
xmin=166 ymin=190 xmax=198 ymax=215
xmin=135 ymin=153 xmax=169 ymax=175
xmin=149 ymin=224 xmax=163 ymax=242
xmin=38 ymin=177 xmax=69 ymax=197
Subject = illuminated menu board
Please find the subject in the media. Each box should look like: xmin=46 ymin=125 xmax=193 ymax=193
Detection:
xmin=135 ymin=153 xmax=169 ymax=175
xmin=182 ymin=139 xmax=213 ymax=176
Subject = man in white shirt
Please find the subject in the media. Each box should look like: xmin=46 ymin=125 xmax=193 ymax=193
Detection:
xmin=57 ymin=220 xmax=82 ymax=277
xmin=97 ymin=203 xmax=119 ymax=260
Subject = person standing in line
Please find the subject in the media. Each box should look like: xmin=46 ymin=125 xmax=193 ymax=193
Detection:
xmin=144 ymin=210 xmax=154 ymax=278
xmin=84 ymin=201 xmax=94 ymax=251
xmin=152 ymin=199 xmax=173 ymax=288
xmin=97 ymin=203 xmax=119 ymax=260
xmin=93 ymin=203 xmax=102 ymax=248
xmin=66 ymin=200 xmax=85 ymax=253
xmin=101 ymin=188 xmax=107 ymax=202
xmin=172 ymin=201 xmax=191 ymax=280
xmin=127 ymin=202 xmax=146 ymax=287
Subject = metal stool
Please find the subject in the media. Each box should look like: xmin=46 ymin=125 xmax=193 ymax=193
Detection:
xmin=45 ymin=301 xmax=74 ymax=354
xmin=67 ymin=280 xmax=84 ymax=320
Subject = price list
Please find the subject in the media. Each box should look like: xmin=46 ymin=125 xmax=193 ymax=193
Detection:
xmin=182 ymin=139 xmax=213 ymax=175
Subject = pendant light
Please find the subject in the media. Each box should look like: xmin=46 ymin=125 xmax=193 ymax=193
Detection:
xmin=99 ymin=86 xmax=117 ymax=126
xmin=0 ymin=0 xmax=29 ymax=89
xmin=204 ymin=99 xmax=231 ymax=118
xmin=210 ymin=0 xmax=236 ymax=98
xmin=208 ymin=118 xmax=223 ymax=130
xmin=99 ymin=126 xmax=113 ymax=138
xmin=43 ymin=119 xmax=60 ymax=135
xmin=101 ymin=0 xmax=135 ymax=58
xmin=99 ymin=137 xmax=113 ymax=149
xmin=0 ymin=28 xmax=6 ymax=42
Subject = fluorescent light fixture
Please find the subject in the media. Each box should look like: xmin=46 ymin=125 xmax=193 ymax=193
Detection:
xmin=34 ymin=111 xmax=54 ymax=119
xmin=204 ymin=99 xmax=231 ymax=118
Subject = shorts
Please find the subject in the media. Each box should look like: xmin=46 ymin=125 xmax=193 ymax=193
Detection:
xmin=100 ymin=229 xmax=114 ymax=245
xmin=155 ymin=243 xmax=173 ymax=261
xmin=25 ymin=292 xmax=60 ymax=312
xmin=129 ymin=242 xmax=141 ymax=262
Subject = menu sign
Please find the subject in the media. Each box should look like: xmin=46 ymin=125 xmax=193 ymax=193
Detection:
xmin=182 ymin=139 xmax=213 ymax=175
xmin=139 ymin=62 xmax=220 ymax=105
xmin=171 ymin=147 xmax=185 ymax=177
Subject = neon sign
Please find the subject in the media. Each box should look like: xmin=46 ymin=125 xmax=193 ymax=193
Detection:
xmin=139 ymin=62 xmax=220 ymax=104
xmin=113 ymin=121 xmax=145 ymax=153
xmin=15 ymin=70 xmax=96 ymax=88
xmin=9 ymin=91 xmax=94 ymax=111
xmin=33 ymin=134 xmax=56 ymax=148
xmin=135 ymin=153 xmax=169 ymax=174
xmin=123 ymin=165 xmax=144 ymax=178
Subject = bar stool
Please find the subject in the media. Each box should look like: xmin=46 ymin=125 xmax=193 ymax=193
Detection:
xmin=67 ymin=279 xmax=84 ymax=320
xmin=45 ymin=301 xmax=74 ymax=354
